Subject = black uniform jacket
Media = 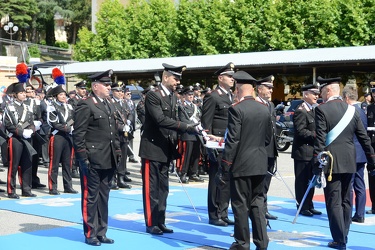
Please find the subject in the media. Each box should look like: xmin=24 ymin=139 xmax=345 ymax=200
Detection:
xmin=314 ymin=99 xmax=375 ymax=174
xmin=292 ymin=102 xmax=315 ymax=161
xmin=178 ymin=102 xmax=198 ymax=141
xmin=201 ymin=86 xmax=231 ymax=136
xmin=68 ymin=95 xmax=83 ymax=110
xmin=367 ymin=103 xmax=375 ymax=144
xmin=112 ymin=99 xmax=131 ymax=143
xmin=73 ymin=93 xmax=120 ymax=170
xmin=139 ymin=87 xmax=189 ymax=163
xmin=222 ymin=96 xmax=272 ymax=178
xmin=47 ymin=100 xmax=74 ymax=135
xmin=4 ymin=100 xmax=35 ymax=138
xmin=255 ymin=97 xmax=278 ymax=158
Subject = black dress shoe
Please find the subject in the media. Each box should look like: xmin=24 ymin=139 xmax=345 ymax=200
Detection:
xmin=309 ymin=208 xmax=322 ymax=215
xmin=22 ymin=192 xmax=37 ymax=197
xmin=71 ymin=170 xmax=80 ymax=179
xmin=209 ymin=219 xmax=228 ymax=227
xmin=123 ymin=175 xmax=132 ymax=182
xmin=158 ymin=224 xmax=174 ymax=233
xmin=366 ymin=210 xmax=375 ymax=214
xmin=352 ymin=216 xmax=364 ymax=223
xmin=109 ymin=180 xmax=119 ymax=190
xmin=49 ymin=190 xmax=60 ymax=195
xmin=0 ymin=168 xmax=4 ymax=172
xmin=0 ymin=188 xmax=5 ymax=192
xmin=32 ymin=183 xmax=46 ymax=189
xmin=189 ymin=175 xmax=204 ymax=182
xmin=180 ymin=173 xmax=189 ymax=184
xmin=300 ymin=210 xmax=314 ymax=217
xmin=0 ymin=179 xmax=6 ymax=184
xmin=64 ymin=188 xmax=78 ymax=194
xmin=117 ymin=181 xmax=132 ymax=189
xmin=146 ymin=226 xmax=163 ymax=235
xmin=97 ymin=235 xmax=114 ymax=244
xmin=222 ymin=217 xmax=235 ymax=225
xmin=125 ymin=171 xmax=131 ymax=175
xmin=85 ymin=237 xmax=101 ymax=246
xmin=128 ymin=158 xmax=138 ymax=163
xmin=8 ymin=193 xmax=19 ymax=199
xmin=265 ymin=212 xmax=278 ymax=220
xmin=328 ymin=241 xmax=346 ymax=250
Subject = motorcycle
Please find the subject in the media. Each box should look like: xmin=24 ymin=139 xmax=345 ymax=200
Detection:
xmin=275 ymin=103 xmax=294 ymax=151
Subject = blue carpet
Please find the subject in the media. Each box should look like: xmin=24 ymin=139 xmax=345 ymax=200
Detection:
xmin=1 ymin=187 xmax=375 ymax=249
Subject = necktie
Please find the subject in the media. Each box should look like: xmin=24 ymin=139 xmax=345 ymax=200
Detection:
xmin=103 ymin=100 xmax=110 ymax=114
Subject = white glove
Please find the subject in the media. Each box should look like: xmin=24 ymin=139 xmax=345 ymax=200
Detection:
xmin=124 ymin=125 xmax=131 ymax=133
xmin=126 ymin=120 xmax=132 ymax=126
xmin=23 ymin=129 xmax=33 ymax=139
xmin=70 ymin=126 xmax=74 ymax=135
xmin=33 ymin=120 xmax=42 ymax=131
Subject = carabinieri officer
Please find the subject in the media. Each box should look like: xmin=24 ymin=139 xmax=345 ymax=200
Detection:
xmin=73 ymin=70 xmax=121 ymax=246
xmin=46 ymin=85 xmax=78 ymax=195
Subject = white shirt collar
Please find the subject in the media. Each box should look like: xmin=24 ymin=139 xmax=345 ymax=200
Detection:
xmin=160 ymin=83 xmax=171 ymax=96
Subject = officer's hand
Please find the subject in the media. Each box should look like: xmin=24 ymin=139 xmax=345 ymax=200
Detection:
xmin=215 ymin=171 xmax=226 ymax=188
xmin=215 ymin=167 xmax=230 ymax=189
xmin=186 ymin=123 xmax=199 ymax=135
xmin=33 ymin=121 xmax=42 ymax=131
xmin=22 ymin=129 xmax=33 ymax=139
xmin=312 ymin=158 xmax=322 ymax=176
xmin=116 ymin=153 xmax=122 ymax=163
xmin=80 ymin=159 xmax=90 ymax=176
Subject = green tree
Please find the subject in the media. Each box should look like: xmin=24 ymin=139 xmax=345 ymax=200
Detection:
xmin=336 ymin=0 xmax=370 ymax=46
xmin=124 ymin=0 xmax=178 ymax=58
xmin=0 ymin=0 xmax=38 ymax=41
xmin=176 ymin=0 xmax=214 ymax=55
xmin=73 ymin=27 xmax=102 ymax=61
xmin=55 ymin=0 xmax=91 ymax=44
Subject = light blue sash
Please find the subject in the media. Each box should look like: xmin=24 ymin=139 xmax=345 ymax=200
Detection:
xmin=325 ymin=105 xmax=355 ymax=146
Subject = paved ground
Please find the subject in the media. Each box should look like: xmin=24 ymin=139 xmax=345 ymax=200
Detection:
xmin=0 ymin=131 xmax=372 ymax=249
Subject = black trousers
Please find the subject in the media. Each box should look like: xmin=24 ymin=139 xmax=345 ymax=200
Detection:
xmin=324 ymin=173 xmax=353 ymax=244
xmin=127 ymin=134 xmax=135 ymax=159
xmin=7 ymin=137 xmax=32 ymax=194
xmin=230 ymin=175 xmax=269 ymax=250
xmin=48 ymin=134 xmax=73 ymax=191
xmin=368 ymin=172 xmax=375 ymax=211
xmin=118 ymin=141 xmax=129 ymax=176
xmin=180 ymin=140 xmax=200 ymax=175
xmin=263 ymin=157 xmax=275 ymax=213
xmin=294 ymin=160 xmax=315 ymax=211
xmin=80 ymin=165 xmax=114 ymax=239
xmin=1 ymin=138 xmax=9 ymax=167
xmin=141 ymin=159 xmax=169 ymax=227
xmin=31 ymin=134 xmax=42 ymax=185
xmin=207 ymin=152 xmax=231 ymax=221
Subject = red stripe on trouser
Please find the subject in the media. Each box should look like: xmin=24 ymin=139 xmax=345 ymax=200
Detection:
xmin=70 ymin=148 xmax=74 ymax=170
xmin=82 ymin=175 xmax=91 ymax=238
xmin=176 ymin=140 xmax=184 ymax=171
xmin=180 ymin=141 xmax=187 ymax=171
xmin=145 ymin=159 xmax=152 ymax=226
xmin=7 ymin=138 xmax=13 ymax=193
xmin=48 ymin=136 xmax=55 ymax=190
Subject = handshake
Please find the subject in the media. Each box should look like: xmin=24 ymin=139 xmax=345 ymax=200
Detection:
xmin=185 ymin=123 xmax=203 ymax=135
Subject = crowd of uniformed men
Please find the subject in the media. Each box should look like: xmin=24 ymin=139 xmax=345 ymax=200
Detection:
xmin=0 ymin=62 xmax=375 ymax=250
